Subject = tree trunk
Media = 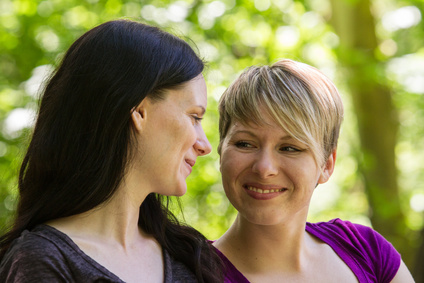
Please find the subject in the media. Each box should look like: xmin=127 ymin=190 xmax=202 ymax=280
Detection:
xmin=328 ymin=0 xmax=413 ymax=267
xmin=412 ymin=227 xmax=424 ymax=282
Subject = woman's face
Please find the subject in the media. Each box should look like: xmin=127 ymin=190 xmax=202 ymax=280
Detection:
xmin=131 ymin=75 xmax=211 ymax=197
xmin=219 ymin=110 xmax=335 ymax=226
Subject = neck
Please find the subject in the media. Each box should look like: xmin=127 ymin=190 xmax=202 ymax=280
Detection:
xmin=215 ymin=214 xmax=313 ymax=273
xmin=47 ymin=171 xmax=152 ymax=250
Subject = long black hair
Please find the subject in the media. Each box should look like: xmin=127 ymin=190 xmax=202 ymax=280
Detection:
xmin=0 ymin=19 xmax=222 ymax=282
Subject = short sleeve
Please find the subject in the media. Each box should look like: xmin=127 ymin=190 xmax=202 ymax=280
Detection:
xmin=306 ymin=219 xmax=401 ymax=283
xmin=0 ymin=232 xmax=73 ymax=282
xmin=348 ymin=220 xmax=401 ymax=282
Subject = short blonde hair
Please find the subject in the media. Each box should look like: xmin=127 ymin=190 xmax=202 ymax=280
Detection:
xmin=218 ymin=59 xmax=344 ymax=166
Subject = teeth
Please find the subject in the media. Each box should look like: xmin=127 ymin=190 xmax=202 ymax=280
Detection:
xmin=247 ymin=186 xmax=284 ymax=194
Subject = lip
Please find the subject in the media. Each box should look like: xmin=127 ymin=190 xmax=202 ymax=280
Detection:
xmin=243 ymin=183 xmax=287 ymax=200
xmin=185 ymin=159 xmax=195 ymax=167
xmin=184 ymin=159 xmax=196 ymax=174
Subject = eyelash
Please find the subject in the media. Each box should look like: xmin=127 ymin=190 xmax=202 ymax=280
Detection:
xmin=280 ymin=146 xmax=300 ymax=152
xmin=192 ymin=116 xmax=203 ymax=123
xmin=235 ymin=141 xmax=252 ymax=148
xmin=234 ymin=141 xmax=301 ymax=152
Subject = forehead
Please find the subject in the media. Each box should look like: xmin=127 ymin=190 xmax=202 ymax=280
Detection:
xmin=165 ymin=74 xmax=207 ymax=107
xmin=228 ymin=105 xmax=282 ymax=131
xmin=227 ymin=117 xmax=286 ymax=138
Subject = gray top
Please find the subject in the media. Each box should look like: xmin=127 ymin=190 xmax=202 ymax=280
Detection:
xmin=0 ymin=225 xmax=197 ymax=282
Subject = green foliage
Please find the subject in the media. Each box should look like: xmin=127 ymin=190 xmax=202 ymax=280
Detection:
xmin=0 ymin=0 xmax=423 ymax=265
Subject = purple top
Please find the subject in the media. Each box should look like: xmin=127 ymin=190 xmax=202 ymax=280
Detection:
xmin=215 ymin=219 xmax=401 ymax=283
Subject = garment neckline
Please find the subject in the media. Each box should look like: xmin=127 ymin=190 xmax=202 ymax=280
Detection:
xmin=35 ymin=224 xmax=170 ymax=282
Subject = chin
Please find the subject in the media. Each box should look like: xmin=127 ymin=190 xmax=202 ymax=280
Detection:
xmin=173 ymin=184 xmax=188 ymax=197
xmin=174 ymin=190 xmax=186 ymax=197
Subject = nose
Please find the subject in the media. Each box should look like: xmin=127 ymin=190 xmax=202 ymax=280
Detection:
xmin=252 ymin=149 xmax=279 ymax=178
xmin=194 ymin=127 xmax=212 ymax=156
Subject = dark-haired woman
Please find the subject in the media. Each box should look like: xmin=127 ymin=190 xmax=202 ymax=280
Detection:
xmin=0 ymin=19 xmax=222 ymax=282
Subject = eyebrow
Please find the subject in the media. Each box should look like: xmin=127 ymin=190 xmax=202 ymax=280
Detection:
xmin=231 ymin=129 xmax=295 ymax=141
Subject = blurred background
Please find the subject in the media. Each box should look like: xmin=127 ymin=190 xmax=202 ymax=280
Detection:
xmin=0 ymin=0 xmax=423 ymax=280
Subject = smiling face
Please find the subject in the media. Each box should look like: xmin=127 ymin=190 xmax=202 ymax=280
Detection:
xmin=219 ymin=111 xmax=335 ymax=226
xmin=130 ymin=75 xmax=211 ymax=197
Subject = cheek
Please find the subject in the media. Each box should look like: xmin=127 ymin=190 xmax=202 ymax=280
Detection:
xmin=184 ymin=126 xmax=198 ymax=150
xmin=220 ymin=158 xmax=239 ymax=201
xmin=293 ymin=161 xmax=321 ymax=187
xmin=173 ymin=118 xmax=196 ymax=149
xmin=220 ymin=151 xmax=244 ymax=183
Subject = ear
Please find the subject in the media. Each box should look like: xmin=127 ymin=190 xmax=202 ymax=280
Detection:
xmin=318 ymin=148 xmax=337 ymax=184
xmin=130 ymin=100 xmax=148 ymax=132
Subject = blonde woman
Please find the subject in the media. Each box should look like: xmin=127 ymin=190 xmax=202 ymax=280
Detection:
xmin=213 ymin=59 xmax=414 ymax=282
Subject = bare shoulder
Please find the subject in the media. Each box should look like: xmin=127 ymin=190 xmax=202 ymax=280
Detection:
xmin=390 ymin=260 xmax=415 ymax=283
xmin=307 ymin=233 xmax=358 ymax=283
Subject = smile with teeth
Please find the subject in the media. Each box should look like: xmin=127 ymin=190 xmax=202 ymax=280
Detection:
xmin=246 ymin=186 xmax=286 ymax=194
